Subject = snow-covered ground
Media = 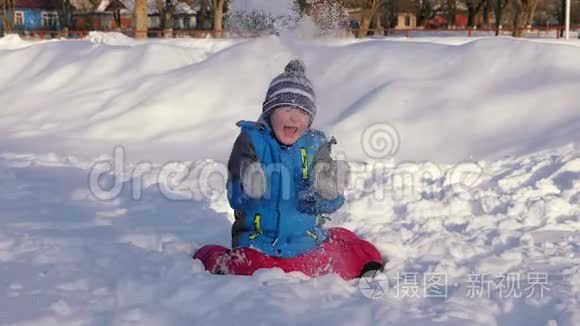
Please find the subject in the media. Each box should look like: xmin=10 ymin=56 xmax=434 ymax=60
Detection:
xmin=0 ymin=33 xmax=579 ymax=325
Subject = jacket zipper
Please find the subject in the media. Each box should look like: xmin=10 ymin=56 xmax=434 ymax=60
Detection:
xmin=274 ymin=142 xmax=283 ymax=247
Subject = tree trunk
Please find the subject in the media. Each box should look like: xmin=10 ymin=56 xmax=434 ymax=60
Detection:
xmin=358 ymin=13 xmax=371 ymax=38
xmin=375 ymin=14 xmax=384 ymax=35
xmin=467 ymin=0 xmax=487 ymax=28
xmin=295 ymin=0 xmax=310 ymax=16
xmin=512 ymin=2 xmax=526 ymax=37
xmin=512 ymin=8 xmax=522 ymax=36
xmin=199 ymin=0 xmax=207 ymax=29
xmin=418 ymin=0 xmax=437 ymax=27
xmin=467 ymin=2 xmax=477 ymax=27
xmin=560 ymin=0 xmax=565 ymax=37
xmin=483 ymin=0 xmax=490 ymax=27
xmin=135 ymin=0 xmax=148 ymax=39
xmin=213 ymin=0 xmax=224 ymax=36
xmin=162 ymin=0 xmax=174 ymax=37
xmin=417 ymin=1 xmax=425 ymax=27
xmin=113 ymin=10 xmax=121 ymax=29
xmin=512 ymin=0 xmax=533 ymax=37
xmin=2 ymin=0 xmax=16 ymax=33
xmin=527 ymin=0 xmax=537 ymax=26
xmin=384 ymin=0 xmax=396 ymax=28
xmin=60 ymin=0 xmax=72 ymax=29
xmin=447 ymin=0 xmax=457 ymax=27
xmin=494 ymin=0 xmax=506 ymax=36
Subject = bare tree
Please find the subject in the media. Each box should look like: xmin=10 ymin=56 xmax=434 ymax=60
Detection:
xmin=60 ymin=0 xmax=75 ymax=29
xmin=482 ymin=0 xmax=491 ymax=27
xmin=512 ymin=0 xmax=537 ymax=36
xmin=574 ymin=0 xmax=580 ymax=27
xmin=181 ymin=0 xmax=223 ymax=31
xmin=492 ymin=0 xmax=510 ymax=35
xmin=380 ymin=0 xmax=397 ymax=28
xmin=72 ymin=0 xmax=104 ymax=12
xmin=462 ymin=0 xmax=487 ymax=27
xmin=296 ymin=0 xmax=343 ymax=16
xmin=555 ymin=0 xmax=580 ymax=36
xmin=560 ymin=0 xmax=565 ymax=34
xmin=344 ymin=0 xmax=386 ymax=37
xmin=213 ymin=0 xmax=225 ymax=34
xmin=1 ymin=0 xmax=16 ymax=33
xmin=103 ymin=0 xmax=128 ymax=29
xmin=179 ymin=0 xmax=204 ymax=28
xmin=444 ymin=0 xmax=457 ymax=26
xmin=295 ymin=0 xmax=311 ymax=15
xmin=529 ymin=0 xmax=539 ymax=24
xmin=199 ymin=0 xmax=211 ymax=29
xmin=155 ymin=0 xmax=175 ymax=32
xmin=135 ymin=0 xmax=148 ymax=38
xmin=415 ymin=0 xmax=440 ymax=27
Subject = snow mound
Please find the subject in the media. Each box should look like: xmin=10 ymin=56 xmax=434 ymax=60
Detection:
xmin=0 ymin=144 xmax=578 ymax=325
xmin=0 ymin=33 xmax=22 ymax=43
xmin=0 ymin=36 xmax=579 ymax=163
xmin=85 ymin=31 xmax=138 ymax=46
xmin=0 ymin=33 xmax=32 ymax=50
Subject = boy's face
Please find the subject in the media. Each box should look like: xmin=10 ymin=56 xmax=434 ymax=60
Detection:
xmin=270 ymin=106 xmax=310 ymax=145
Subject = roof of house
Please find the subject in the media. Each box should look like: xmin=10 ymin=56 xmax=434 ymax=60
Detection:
xmin=81 ymin=0 xmax=196 ymax=15
xmin=344 ymin=0 xmax=421 ymax=15
xmin=104 ymin=0 xmax=127 ymax=12
xmin=432 ymin=1 xmax=468 ymax=12
xmin=396 ymin=1 xmax=419 ymax=13
xmin=16 ymin=0 xmax=63 ymax=9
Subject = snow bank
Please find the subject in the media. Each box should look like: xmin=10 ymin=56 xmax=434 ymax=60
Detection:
xmin=0 ymin=33 xmax=36 ymax=50
xmin=0 ymin=35 xmax=579 ymax=163
xmin=86 ymin=31 xmax=139 ymax=46
xmin=0 ymin=33 xmax=22 ymax=43
xmin=0 ymin=144 xmax=578 ymax=325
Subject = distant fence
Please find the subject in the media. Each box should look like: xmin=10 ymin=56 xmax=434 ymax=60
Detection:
xmin=355 ymin=26 xmax=580 ymax=39
xmin=10 ymin=29 xmax=260 ymax=40
xmin=7 ymin=26 xmax=580 ymax=40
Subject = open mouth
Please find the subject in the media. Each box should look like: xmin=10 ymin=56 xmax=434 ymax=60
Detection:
xmin=283 ymin=126 xmax=299 ymax=137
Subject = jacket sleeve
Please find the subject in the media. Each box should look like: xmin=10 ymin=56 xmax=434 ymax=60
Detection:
xmin=226 ymin=132 xmax=259 ymax=210
xmin=297 ymin=138 xmax=346 ymax=215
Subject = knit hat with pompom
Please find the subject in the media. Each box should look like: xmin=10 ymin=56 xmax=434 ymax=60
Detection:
xmin=262 ymin=59 xmax=316 ymax=125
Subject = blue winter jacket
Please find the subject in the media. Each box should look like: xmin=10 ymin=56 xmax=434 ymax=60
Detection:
xmin=226 ymin=120 xmax=344 ymax=258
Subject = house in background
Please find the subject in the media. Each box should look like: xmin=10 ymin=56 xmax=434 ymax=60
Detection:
xmin=11 ymin=0 xmax=64 ymax=32
xmin=71 ymin=0 xmax=132 ymax=31
xmin=106 ymin=0 xmax=132 ymax=29
xmin=345 ymin=7 xmax=385 ymax=35
xmin=425 ymin=12 xmax=493 ymax=29
xmin=346 ymin=3 xmax=417 ymax=32
xmin=425 ymin=14 xmax=467 ymax=29
xmin=394 ymin=12 xmax=417 ymax=29
xmin=424 ymin=2 xmax=496 ymax=29
xmin=148 ymin=2 xmax=198 ymax=30
xmin=71 ymin=0 xmax=197 ymax=32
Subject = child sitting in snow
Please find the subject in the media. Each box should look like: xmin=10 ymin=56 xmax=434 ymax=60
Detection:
xmin=194 ymin=60 xmax=384 ymax=279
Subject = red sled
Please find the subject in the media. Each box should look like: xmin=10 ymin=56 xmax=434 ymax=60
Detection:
xmin=193 ymin=227 xmax=384 ymax=280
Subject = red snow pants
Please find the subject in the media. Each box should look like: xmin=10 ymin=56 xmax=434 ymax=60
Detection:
xmin=193 ymin=227 xmax=382 ymax=280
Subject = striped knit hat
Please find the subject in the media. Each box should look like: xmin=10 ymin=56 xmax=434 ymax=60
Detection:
xmin=262 ymin=60 xmax=316 ymax=126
